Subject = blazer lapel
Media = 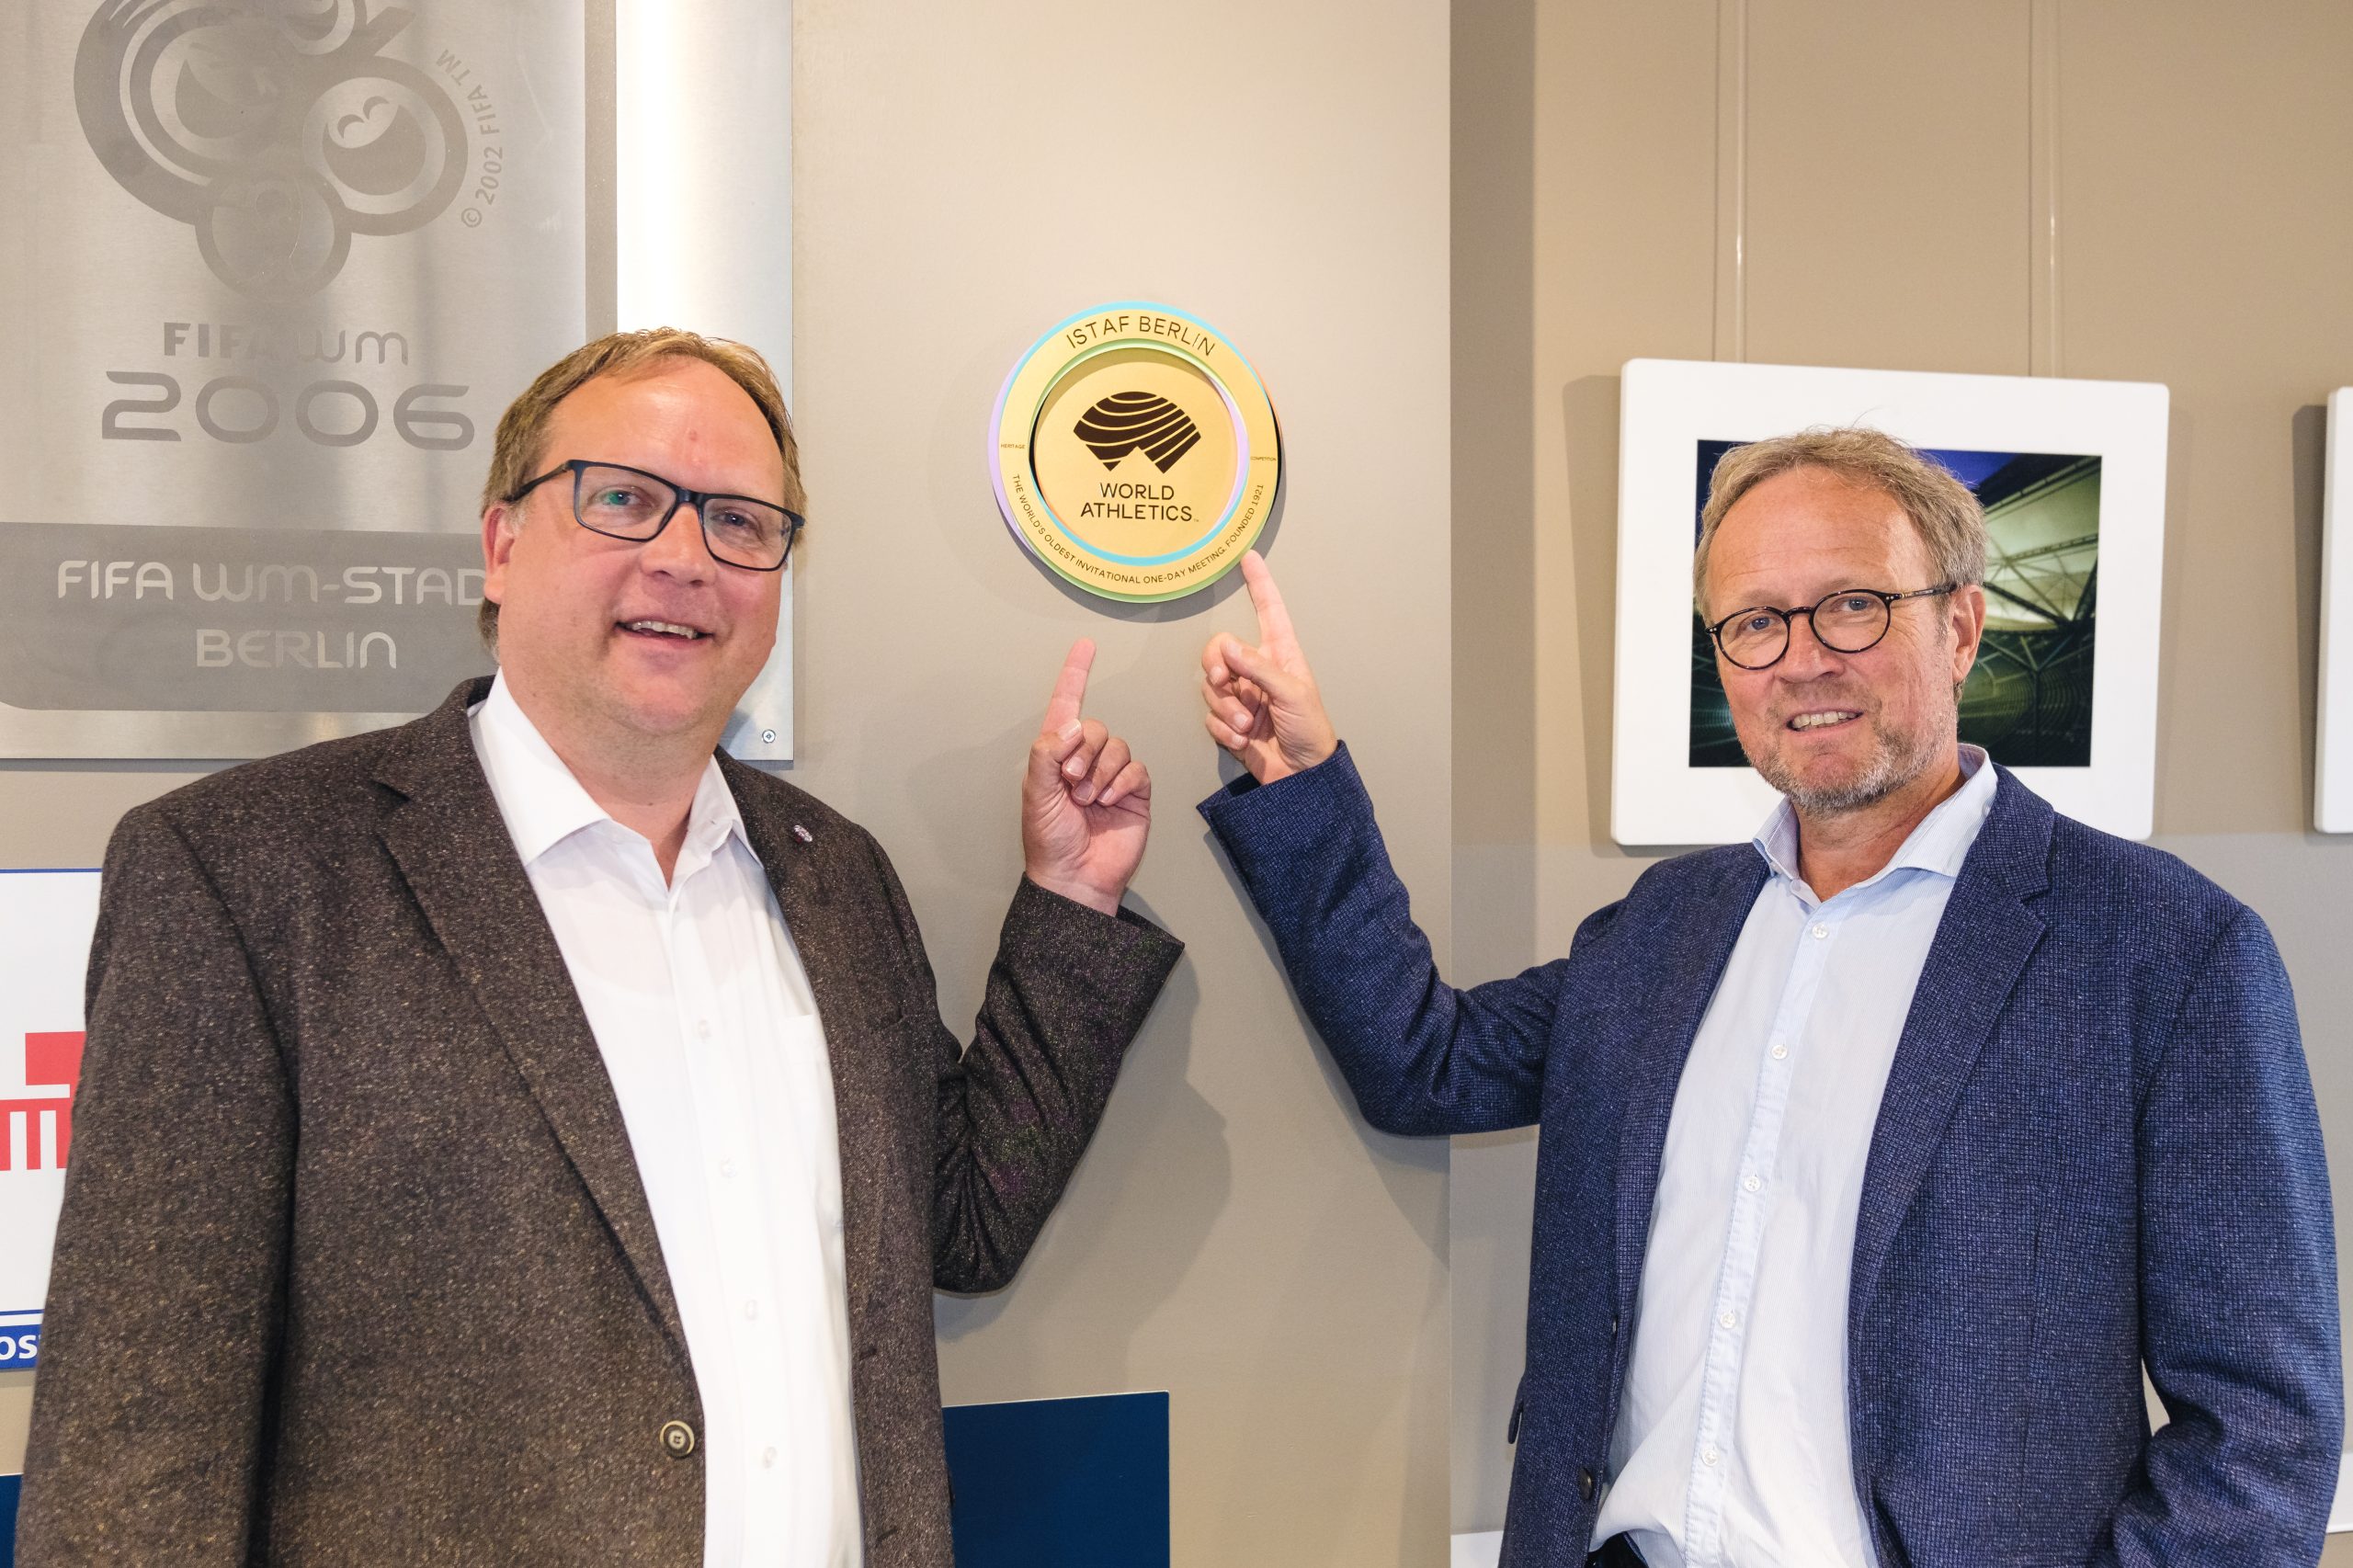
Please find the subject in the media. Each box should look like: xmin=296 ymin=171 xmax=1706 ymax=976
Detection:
xmin=1846 ymin=769 xmax=2053 ymax=1324
xmin=724 ymin=759 xmax=891 ymax=1341
xmin=374 ymin=679 xmax=689 ymax=1357
xmin=1613 ymin=849 xmax=1771 ymax=1325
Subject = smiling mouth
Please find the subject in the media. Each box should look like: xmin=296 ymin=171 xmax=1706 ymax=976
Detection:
xmin=619 ymin=619 xmax=708 ymax=642
xmin=1788 ymin=710 xmax=1861 ymax=732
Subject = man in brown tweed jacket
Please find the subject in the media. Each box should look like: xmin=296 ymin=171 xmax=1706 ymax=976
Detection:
xmin=16 ymin=330 xmax=1181 ymax=1566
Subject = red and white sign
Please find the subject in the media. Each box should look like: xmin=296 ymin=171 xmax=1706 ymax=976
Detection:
xmin=0 ymin=869 xmax=99 ymax=1368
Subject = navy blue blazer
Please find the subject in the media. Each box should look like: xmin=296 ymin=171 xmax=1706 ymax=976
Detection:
xmin=1201 ymin=745 xmax=2341 ymax=1566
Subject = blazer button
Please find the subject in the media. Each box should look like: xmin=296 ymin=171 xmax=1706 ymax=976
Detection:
xmin=660 ymin=1419 xmax=698 ymax=1459
xmin=1578 ymin=1467 xmax=1597 ymax=1500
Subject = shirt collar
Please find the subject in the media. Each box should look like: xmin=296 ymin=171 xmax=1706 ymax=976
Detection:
xmin=470 ymin=671 xmax=752 ymax=870
xmin=1753 ymin=744 xmax=1996 ymax=896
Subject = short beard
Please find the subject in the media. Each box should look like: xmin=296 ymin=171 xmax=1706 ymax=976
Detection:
xmin=1747 ymin=713 xmax=1942 ymax=817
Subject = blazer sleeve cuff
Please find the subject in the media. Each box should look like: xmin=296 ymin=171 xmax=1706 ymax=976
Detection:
xmin=1006 ymin=876 xmax=1185 ymax=997
xmin=1195 ymin=742 xmax=1375 ymax=894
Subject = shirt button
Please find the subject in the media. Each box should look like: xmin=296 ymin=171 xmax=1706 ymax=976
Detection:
xmin=1719 ymin=1312 xmax=1737 ymax=1329
xmin=696 ymin=1018 xmax=712 ymax=1039
xmin=660 ymin=1419 xmax=697 ymax=1459
xmin=1811 ymin=923 xmax=1828 ymax=939
xmin=1770 ymin=1043 xmax=1790 ymax=1060
xmin=762 ymin=1445 xmax=779 ymax=1469
xmin=744 ymin=1300 xmax=759 ymax=1321
xmin=1702 ymin=1447 xmax=1722 ymax=1466
xmin=719 ymin=1157 xmax=737 ymax=1178
xmin=1743 ymin=1176 xmax=1762 ymax=1193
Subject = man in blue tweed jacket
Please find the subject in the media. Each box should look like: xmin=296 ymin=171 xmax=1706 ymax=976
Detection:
xmin=1195 ymin=428 xmax=2340 ymax=1566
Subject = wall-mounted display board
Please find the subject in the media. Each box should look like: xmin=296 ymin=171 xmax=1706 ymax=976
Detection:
xmin=1613 ymin=358 xmax=2170 ymax=846
xmin=0 ymin=870 xmax=100 ymax=1375
xmin=2319 ymin=388 xmax=2353 ymax=833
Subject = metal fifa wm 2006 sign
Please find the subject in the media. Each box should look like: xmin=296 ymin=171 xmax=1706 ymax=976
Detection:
xmin=993 ymin=303 xmax=1281 ymax=603
xmin=0 ymin=0 xmax=589 ymax=757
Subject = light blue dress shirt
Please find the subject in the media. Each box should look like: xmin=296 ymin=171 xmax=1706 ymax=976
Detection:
xmin=1591 ymin=747 xmax=1997 ymax=1568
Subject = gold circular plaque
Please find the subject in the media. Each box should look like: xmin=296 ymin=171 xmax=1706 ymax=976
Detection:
xmin=992 ymin=302 xmax=1281 ymax=603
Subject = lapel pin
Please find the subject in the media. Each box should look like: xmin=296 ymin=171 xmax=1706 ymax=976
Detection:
xmin=792 ymin=824 xmax=813 ymax=844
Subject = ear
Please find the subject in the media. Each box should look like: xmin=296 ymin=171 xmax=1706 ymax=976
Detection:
xmin=481 ymin=501 xmax=518 ymax=607
xmin=1948 ymin=583 xmax=1988 ymax=685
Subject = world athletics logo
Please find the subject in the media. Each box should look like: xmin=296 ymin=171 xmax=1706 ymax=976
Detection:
xmin=1074 ymin=392 xmax=1203 ymax=474
xmin=74 ymin=0 xmax=465 ymax=301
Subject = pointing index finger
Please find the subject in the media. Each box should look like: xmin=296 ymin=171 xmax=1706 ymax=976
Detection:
xmin=1240 ymin=551 xmax=1300 ymax=659
xmin=1042 ymin=638 xmax=1095 ymax=733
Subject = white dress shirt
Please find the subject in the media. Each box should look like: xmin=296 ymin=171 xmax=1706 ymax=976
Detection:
xmin=1591 ymin=747 xmax=1997 ymax=1568
xmin=471 ymin=675 xmax=862 ymax=1568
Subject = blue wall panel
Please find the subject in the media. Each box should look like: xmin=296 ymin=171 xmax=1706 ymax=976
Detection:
xmin=943 ymin=1391 xmax=1169 ymax=1568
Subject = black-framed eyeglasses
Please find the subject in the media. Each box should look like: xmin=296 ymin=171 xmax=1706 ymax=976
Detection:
xmin=1705 ymin=584 xmax=1958 ymax=670
xmin=506 ymin=459 xmax=805 ymax=573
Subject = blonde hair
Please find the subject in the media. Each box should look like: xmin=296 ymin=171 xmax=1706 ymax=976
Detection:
xmin=477 ymin=328 xmax=802 ymax=648
xmin=1693 ymin=426 xmax=1985 ymax=618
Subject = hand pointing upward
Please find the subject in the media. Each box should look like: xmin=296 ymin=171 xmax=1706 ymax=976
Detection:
xmin=1022 ymin=639 xmax=1151 ymax=915
xmin=1200 ymin=551 xmax=1339 ymax=785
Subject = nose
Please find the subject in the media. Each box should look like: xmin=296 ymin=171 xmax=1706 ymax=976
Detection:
xmin=1776 ymin=609 xmax=1843 ymax=680
xmin=638 ymin=496 xmax=715 ymax=583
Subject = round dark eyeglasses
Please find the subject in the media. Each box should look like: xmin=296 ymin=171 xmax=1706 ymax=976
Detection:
xmin=1705 ymin=584 xmax=1957 ymax=670
xmin=506 ymin=459 xmax=805 ymax=572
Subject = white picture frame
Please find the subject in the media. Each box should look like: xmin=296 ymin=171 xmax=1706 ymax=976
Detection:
xmin=1612 ymin=358 xmax=2171 ymax=846
xmin=2321 ymin=389 xmax=2353 ymax=833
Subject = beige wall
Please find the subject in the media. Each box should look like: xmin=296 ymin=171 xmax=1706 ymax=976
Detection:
xmin=1449 ymin=0 xmax=2353 ymax=1542
xmin=2 ymin=4 xmax=1456 ymax=1563
xmin=793 ymin=4 xmax=1452 ymax=1563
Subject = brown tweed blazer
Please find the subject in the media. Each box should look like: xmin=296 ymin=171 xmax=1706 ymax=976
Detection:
xmin=16 ymin=676 xmax=1182 ymax=1566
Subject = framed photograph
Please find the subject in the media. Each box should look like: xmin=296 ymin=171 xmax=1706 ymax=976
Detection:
xmin=1612 ymin=358 xmax=2171 ymax=846
xmin=2320 ymin=388 xmax=2353 ymax=833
